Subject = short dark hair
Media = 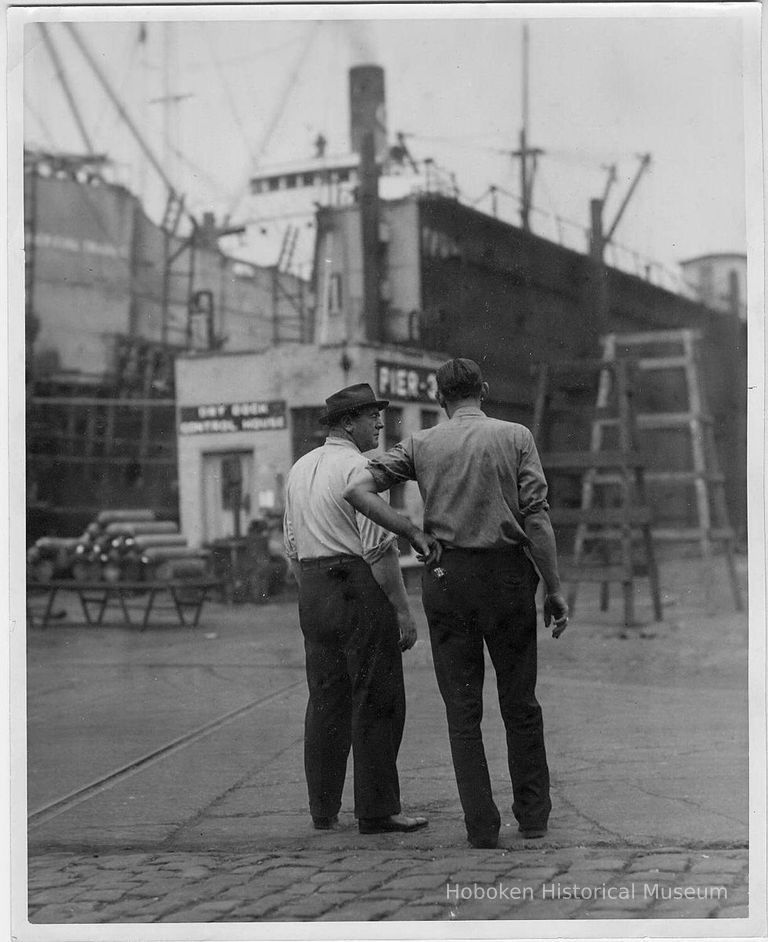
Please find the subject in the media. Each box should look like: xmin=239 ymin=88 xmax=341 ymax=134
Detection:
xmin=436 ymin=358 xmax=484 ymax=401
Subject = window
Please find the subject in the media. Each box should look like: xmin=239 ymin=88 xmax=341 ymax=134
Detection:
xmin=291 ymin=407 xmax=327 ymax=461
xmin=328 ymin=273 xmax=343 ymax=314
xmin=420 ymin=409 xmax=439 ymax=429
xmin=384 ymin=407 xmax=403 ymax=448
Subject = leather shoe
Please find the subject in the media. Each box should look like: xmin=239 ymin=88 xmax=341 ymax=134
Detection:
xmin=518 ymin=825 xmax=547 ymax=839
xmin=358 ymin=814 xmax=428 ymax=834
xmin=312 ymin=814 xmax=339 ymax=830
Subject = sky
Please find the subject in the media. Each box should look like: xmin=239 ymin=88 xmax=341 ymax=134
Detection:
xmin=18 ymin=5 xmax=753 ymax=281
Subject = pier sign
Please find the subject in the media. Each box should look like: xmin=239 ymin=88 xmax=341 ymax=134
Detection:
xmin=377 ymin=360 xmax=438 ymax=403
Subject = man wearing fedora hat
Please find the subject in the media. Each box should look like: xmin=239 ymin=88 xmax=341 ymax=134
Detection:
xmin=283 ymin=382 xmax=428 ymax=835
xmin=345 ymin=359 xmax=568 ymax=850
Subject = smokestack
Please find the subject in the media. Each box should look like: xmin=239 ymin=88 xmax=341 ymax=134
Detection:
xmin=359 ymin=130 xmax=381 ymax=342
xmin=349 ymin=65 xmax=387 ymax=161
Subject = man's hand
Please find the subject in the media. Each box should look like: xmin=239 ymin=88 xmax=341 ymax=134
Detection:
xmin=409 ymin=529 xmax=442 ymax=566
xmin=544 ymin=592 xmax=569 ymax=638
xmin=396 ymin=611 xmax=418 ymax=651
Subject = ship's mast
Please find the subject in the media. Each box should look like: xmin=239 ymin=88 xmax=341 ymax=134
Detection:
xmin=510 ymin=23 xmax=544 ymax=232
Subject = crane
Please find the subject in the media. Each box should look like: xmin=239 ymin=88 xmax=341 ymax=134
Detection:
xmin=590 ymin=153 xmax=652 ymax=261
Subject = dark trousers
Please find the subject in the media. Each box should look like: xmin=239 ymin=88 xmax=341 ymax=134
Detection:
xmin=422 ymin=547 xmax=551 ymax=843
xmin=298 ymin=557 xmax=405 ymax=820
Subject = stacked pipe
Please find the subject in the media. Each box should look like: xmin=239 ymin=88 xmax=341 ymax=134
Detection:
xmin=26 ymin=537 xmax=81 ymax=582
xmin=28 ymin=509 xmax=211 ymax=584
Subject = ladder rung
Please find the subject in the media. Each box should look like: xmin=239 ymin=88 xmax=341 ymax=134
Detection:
xmin=573 ymin=528 xmax=649 ymax=540
xmin=550 ymin=507 xmax=652 ymax=526
xmin=537 ymin=358 xmax=612 ymax=374
xmin=604 ymin=328 xmax=702 ymax=346
xmin=635 ymin=356 xmax=690 ymax=370
xmin=589 ymin=470 xmax=725 ymax=485
xmin=645 ymin=470 xmax=726 ymax=484
xmin=651 ymin=527 xmax=735 ymax=541
xmin=596 ymin=413 xmax=713 ymax=428
xmin=541 ymin=450 xmax=648 ymax=470
xmin=561 ymin=565 xmax=642 ymax=583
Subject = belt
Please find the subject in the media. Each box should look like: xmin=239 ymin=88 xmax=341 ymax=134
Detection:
xmin=299 ymin=554 xmax=361 ymax=570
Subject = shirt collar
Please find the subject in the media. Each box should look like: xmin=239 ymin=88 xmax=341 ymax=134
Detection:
xmin=451 ymin=406 xmax=485 ymax=419
xmin=325 ymin=435 xmax=360 ymax=451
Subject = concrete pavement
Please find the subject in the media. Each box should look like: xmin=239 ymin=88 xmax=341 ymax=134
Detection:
xmin=20 ymin=554 xmax=756 ymax=931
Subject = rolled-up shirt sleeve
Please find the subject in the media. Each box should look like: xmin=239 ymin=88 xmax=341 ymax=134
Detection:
xmin=357 ymin=514 xmax=397 ymax=565
xmin=341 ymin=460 xmax=397 ymax=564
xmin=366 ymin=439 xmax=416 ymax=491
xmin=517 ymin=428 xmax=550 ymax=517
xmin=283 ymin=507 xmax=298 ymax=560
xmin=351 ymin=472 xmax=397 ymax=563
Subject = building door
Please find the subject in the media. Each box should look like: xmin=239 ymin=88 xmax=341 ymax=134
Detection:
xmin=202 ymin=451 xmax=253 ymax=541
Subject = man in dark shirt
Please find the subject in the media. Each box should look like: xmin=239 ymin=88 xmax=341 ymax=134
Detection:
xmin=345 ymin=358 xmax=568 ymax=849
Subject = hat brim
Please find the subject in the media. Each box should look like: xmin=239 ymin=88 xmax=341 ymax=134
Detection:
xmin=320 ymin=398 xmax=390 ymax=425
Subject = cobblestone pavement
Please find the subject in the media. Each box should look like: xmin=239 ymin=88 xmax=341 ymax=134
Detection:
xmin=23 ymin=555 xmax=755 ymax=932
xmin=28 ymin=844 xmax=748 ymax=923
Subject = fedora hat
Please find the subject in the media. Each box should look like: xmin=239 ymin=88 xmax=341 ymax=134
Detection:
xmin=320 ymin=383 xmax=389 ymax=425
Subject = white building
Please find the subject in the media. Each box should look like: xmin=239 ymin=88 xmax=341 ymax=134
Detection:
xmin=680 ymin=253 xmax=747 ymax=320
xmin=175 ymin=342 xmax=448 ymax=553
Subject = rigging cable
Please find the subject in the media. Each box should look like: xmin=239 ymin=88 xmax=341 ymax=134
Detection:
xmin=224 ymin=21 xmax=322 ymax=223
xmin=36 ymin=23 xmax=95 ymax=155
xmin=252 ymin=21 xmax=320 ymax=167
xmin=23 ymin=91 xmax=57 ymax=149
xmin=199 ymin=22 xmax=256 ymax=164
xmin=90 ymin=31 xmax=142 ymax=146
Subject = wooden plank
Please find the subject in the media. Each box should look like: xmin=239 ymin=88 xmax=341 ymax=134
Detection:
xmin=531 ymin=363 xmax=549 ymax=442
xmin=536 ymin=358 xmax=608 ymax=374
xmin=541 ymin=450 xmax=648 ymax=469
xmin=595 ymin=413 xmax=713 ymax=428
xmin=589 ymin=470 xmax=724 ymax=485
xmin=549 ymin=506 xmax=652 ymax=526
xmin=29 ymin=396 xmax=176 ymax=407
xmin=29 ymin=455 xmax=176 ymax=466
xmin=645 ymin=470 xmax=725 ymax=483
xmin=650 ymin=527 xmax=735 ymax=541
xmin=635 ymin=355 xmax=689 ymax=370
xmin=560 ymin=565 xmax=634 ymax=583
xmin=607 ymin=328 xmax=702 ymax=345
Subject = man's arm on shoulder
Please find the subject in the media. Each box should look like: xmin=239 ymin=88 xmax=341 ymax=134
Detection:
xmin=368 ymin=544 xmax=417 ymax=651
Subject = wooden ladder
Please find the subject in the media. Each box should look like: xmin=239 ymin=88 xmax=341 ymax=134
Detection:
xmin=601 ymin=329 xmax=743 ymax=612
xmin=532 ymin=357 xmax=663 ymax=628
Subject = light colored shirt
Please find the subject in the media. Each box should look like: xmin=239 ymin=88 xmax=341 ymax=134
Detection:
xmin=284 ymin=437 xmax=396 ymax=564
xmin=366 ymin=406 xmax=550 ymax=550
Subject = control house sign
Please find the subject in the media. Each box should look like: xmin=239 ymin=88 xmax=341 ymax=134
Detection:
xmin=179 ymin=401 xmax=287 ymax=435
